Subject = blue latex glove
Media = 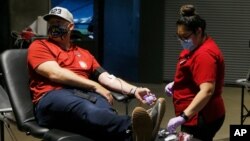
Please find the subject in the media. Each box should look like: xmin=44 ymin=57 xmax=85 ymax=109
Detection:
xmin=165 ymin=81 xmax=174 ymax=97
xmin=167 ymin=116 xmax=185 ymax=133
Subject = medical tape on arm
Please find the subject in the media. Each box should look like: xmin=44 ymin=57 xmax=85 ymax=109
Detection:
xmin=98 ymin=72 xmax=133 ymax=94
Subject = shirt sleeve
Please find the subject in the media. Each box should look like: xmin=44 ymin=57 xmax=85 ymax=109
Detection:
xmin=192 ymin=52 xmax=217 ymax=85
xmin=27 ymin=40 xmax=55 ymax=70
xmin=91 ymin=55 xmax=101 ymax=73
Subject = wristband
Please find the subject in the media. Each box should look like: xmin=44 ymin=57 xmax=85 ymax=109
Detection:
xmin=180 ymin=112 xmax=189 ymax=121
xmin=129 ymin=87 xmax=138 ymax=95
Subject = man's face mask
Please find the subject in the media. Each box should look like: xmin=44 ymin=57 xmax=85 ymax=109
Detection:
xmin=48 ymin=24 xmax=69 ymax=38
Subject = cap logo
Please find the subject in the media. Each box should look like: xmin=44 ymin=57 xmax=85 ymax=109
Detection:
xmin=50 ymin=8 xmax=62 ymax=15
xmin=44 ymin=7 xmax=73 ymax=23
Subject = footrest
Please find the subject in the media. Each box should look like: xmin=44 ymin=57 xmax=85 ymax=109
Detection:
xmin=43 ymin=129 xmax=94 ymax=141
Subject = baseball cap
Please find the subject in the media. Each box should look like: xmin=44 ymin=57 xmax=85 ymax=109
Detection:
xmin=43 ymin=7 xmax=74 ymax=23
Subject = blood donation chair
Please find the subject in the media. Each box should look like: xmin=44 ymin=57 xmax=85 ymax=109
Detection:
xmin=0 ymin=49 xmax=133 ymax=141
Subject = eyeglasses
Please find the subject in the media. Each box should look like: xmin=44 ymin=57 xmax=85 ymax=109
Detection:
xmin=176 ymin=32 xmax=193 ymax=41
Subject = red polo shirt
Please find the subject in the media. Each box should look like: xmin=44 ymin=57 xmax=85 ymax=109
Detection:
xmin=173 ymin=36 xmax=225 ymax=125
xmin=27 ymin=39 xmax=100 ymax=104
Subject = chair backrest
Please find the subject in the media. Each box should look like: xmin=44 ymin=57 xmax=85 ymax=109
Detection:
xmin=0 ymin=49 xmax=48 ymax=137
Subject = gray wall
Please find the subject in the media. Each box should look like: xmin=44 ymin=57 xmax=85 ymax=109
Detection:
xmin=163 ymin=0 xmax=250 ymax=85
xmin=9 ymin=0 xmax=50 ymax=32
xmin=0 ymin=0 xmax=50 ymax=51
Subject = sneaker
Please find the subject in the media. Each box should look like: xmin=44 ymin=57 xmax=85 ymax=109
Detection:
xmin=147 ymin=97 xmax=166 ymax=141
xmin=132 ymin=107 xmax=153 ymax=141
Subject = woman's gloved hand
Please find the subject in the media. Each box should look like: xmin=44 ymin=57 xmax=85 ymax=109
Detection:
xmin=165 ymin=81 xmax=174 ymax=97
xmin=167 ymin=116 xmax=185 ymax=133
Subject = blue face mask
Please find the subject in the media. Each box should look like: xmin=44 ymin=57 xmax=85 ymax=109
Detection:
xmin=180 ymin=39 xmax=196 ymax=51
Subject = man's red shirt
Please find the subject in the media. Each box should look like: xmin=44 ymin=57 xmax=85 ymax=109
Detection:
xmin=28 ymin=39 xmax=100 ymax=104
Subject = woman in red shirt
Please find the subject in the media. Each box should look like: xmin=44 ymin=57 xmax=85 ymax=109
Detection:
xmin=165 ymin=4 xmax=225 ymax=141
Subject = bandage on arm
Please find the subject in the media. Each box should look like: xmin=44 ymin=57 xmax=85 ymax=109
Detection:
xmin=96 ymin=69 xmax=136 ymax=94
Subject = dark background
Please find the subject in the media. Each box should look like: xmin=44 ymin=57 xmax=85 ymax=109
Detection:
xmin=0 ymin=0 xmax=164 ymax=83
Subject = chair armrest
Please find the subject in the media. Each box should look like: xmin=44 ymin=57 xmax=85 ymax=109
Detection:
xmin=0 ymin=85 xmax=12 ymax=113
xmin=236 ymin=78 xmax=247 ymax=83
xmin=235 ymin=79 xmax=250 ymax=87
xmin=22 ymin=121 xmax=49 ymax=138
xmin=111 ymin=91 xmax=135 ymax=102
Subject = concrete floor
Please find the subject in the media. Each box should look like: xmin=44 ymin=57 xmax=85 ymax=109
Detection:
xmin=3 ymin=83 xmax=250 ymax=141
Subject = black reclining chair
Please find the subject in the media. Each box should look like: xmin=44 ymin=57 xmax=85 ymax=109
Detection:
xmin=0 ymin=85 xmax=13 ymax=141
xmin=0 ymin=49 xmax=133 ymax=141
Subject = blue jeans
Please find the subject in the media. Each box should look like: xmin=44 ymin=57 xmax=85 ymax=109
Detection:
xmin=35 ymin=88 xmax=132 ymax=141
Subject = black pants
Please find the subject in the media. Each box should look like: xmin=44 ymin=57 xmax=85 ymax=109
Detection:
xmin=181 ymin=115 xmax=225 ymax=141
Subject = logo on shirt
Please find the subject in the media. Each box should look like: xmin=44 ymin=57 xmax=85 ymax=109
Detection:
xmin=79 ymin=61 xmax=87 ymax=69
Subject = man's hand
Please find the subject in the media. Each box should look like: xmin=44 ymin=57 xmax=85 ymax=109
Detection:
xmin=167 ymin=116 xmax=185 ymax=133
xmin=103 ymin=92 xmax=113 ymax=105
xmin=95 ymin=84 xmax=113 ymax=105
xmin=134 ymin=87 xmax=156 ymax=105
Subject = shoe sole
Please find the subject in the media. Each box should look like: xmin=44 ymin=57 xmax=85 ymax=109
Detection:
xmin=151 ymin=98 xmax=166 ymax=141
xmin=132 ymin=107 xmax=153 ymax=141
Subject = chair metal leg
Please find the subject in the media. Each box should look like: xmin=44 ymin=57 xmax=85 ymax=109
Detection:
xmin=125 ymin=101 xmax=129 ymax=115
xmin=0 ymin=120 xmax=4 ymax=141
xmin=241 ymin=86 xmax=244 ymax=125
xmin=124 ymin=99 xmax=132 ymax=115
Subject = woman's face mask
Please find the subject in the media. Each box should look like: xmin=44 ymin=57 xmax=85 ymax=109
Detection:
xmin=176 ymin=30 xmax=197 ymax=51
xmin=179 ymin=38 xmax=196 ymax=51
xmin=48 ymin=24 xmax=69 ymax=38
